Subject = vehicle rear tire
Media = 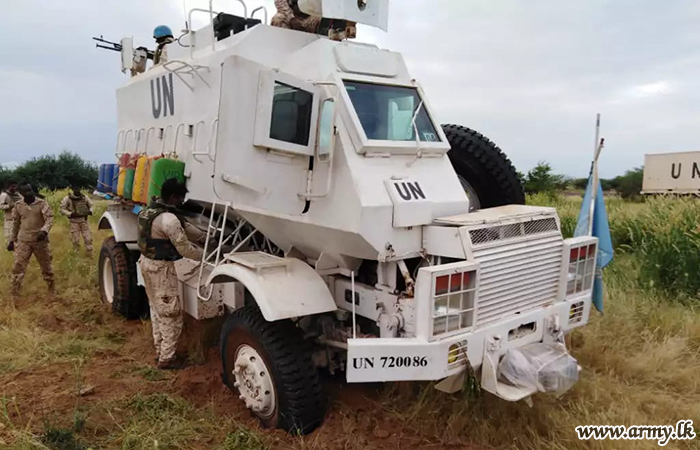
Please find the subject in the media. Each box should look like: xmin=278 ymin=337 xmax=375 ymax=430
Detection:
xmin=98 ymin=236 xmax=147 ymax=320
xmin=220 ymin=305 xmax=325 ymax=434
xmin=442 ymin=124 xmax=525 ymax=209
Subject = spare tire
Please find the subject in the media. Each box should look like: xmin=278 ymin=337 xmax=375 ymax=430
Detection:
xmin=442 ymin=124 xmax=525 ymax=210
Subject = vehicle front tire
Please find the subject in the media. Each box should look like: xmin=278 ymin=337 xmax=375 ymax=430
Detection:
xmin=443 ymin=124 xmax=525 ymax=210
xmin=98 ymin=236 xmax=147 ymax=319
xmin=220 ymin=305 xmax=325 ymax=434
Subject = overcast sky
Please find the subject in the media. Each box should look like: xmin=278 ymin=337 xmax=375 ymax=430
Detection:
xmin=1 ymin=0 xmax=699 ymax=178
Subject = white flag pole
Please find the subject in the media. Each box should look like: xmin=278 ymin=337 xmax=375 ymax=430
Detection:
xmin=588 ymin=114 xmax=604 ymax=236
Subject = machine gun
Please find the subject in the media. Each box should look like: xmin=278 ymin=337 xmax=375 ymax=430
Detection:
xmin=92 ymin=36 xmax=122 ymax=52
xmin=92 ymin=36 xmax=155 ymax=63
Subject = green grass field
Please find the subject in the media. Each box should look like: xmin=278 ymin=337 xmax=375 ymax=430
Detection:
xmin=0 ymin=191 xmax=698 ymax=449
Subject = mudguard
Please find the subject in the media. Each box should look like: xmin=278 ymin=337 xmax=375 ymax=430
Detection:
xmin=98 ymin=205 xmax=139 ymax=243
xmin=206 ymin=252 xmax=337 ymax=321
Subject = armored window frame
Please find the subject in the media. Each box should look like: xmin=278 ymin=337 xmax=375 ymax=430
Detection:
xmin=254 ymin=69 xmax=320 ymax=157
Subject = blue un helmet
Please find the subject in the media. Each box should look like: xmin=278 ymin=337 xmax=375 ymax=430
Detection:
xmin=153 ymin=25 xmax=174 ymax=41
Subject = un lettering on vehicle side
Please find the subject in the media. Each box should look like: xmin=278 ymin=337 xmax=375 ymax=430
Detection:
xmin=150 ymin=73 xmax=175 ymax=119
xmin=394 ymin=181 xmax=426 ymax=201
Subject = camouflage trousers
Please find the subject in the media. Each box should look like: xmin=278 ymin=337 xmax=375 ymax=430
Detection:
xmin=3 ymin=218 xmax=13 ymax=242
xmin=140 ymin=257 xmax=183 ymax=363
xmin=271 ymin=0 xmax=321 ymax=32
xmin=69 ymin=220 xmax=93 ymax=252
xmin=11 ymin=241 xmax=54 ymax=295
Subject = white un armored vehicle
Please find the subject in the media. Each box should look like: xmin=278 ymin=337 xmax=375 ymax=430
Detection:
xmin=96 ymin=0 xmax=598 ymax=434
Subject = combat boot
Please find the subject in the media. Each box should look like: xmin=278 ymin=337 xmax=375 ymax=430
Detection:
xmin=47 ymin=280 xmax=56 ymax=295
xmin=157 ymin=356 xmax=185 ymax=370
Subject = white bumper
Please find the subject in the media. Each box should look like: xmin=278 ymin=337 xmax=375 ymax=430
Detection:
xmin=347 ymin=294 xmax=591 ymax=395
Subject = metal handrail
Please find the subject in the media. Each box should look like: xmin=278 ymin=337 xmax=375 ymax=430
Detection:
xmin=143 ymin=126 xmax=156 ymax=154
xmin=162 ymin=60 xmax=211 ymax=91
xmin=186 ymin=8 xmax=221 ymax=58
xmin=208 ymin=118 xmax=219 ymax=162
xmin=160 ymin=125 xmax=173 ymax=154
xmin=171 ymin=123 xmax=186 ymax=157
xmin=209 ymin=0 xmax=249 ymax=50
xmin=186 ymin=0 xmax=251 ymax=55
xmin=190 ymin=120 xmax=206 ymax=163
xmin=115 ymin=130 xmax=125 ymax=158
xmin=134 ymin=128 xmax=147 ymax=154
xmin=251 ymin=6 xmax=268 ymax=24
xmin=118 ymin=129 xmax=134 ymax=158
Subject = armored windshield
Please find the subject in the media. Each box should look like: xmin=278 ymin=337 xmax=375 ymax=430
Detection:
xmin=344 ymin=81 xmax=441 ymax=143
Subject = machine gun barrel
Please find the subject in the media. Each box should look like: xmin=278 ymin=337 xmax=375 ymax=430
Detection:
xmin=95 ymin=43 xmax=121 ymax=52
xmin=92 ymin=36 xmax=122 ymax=52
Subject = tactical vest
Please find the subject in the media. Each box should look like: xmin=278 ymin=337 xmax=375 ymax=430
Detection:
xmin=138 ymin=202 xmax=185 ymax=261
xmin=69 ymin=194 xmax=90 ymax=217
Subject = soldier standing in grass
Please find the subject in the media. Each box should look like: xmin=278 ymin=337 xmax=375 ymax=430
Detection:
xmin=60 ymin=186 xmax=94 ymax=254
xmin=8 ymin=183 xmax=55 ymax=297
xmin=138 ymin=178 xmax=204 ymax=370
xmin=0 ymin=179 xmax=21 ymax=244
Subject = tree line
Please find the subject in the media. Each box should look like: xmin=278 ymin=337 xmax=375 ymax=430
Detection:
xmin=0 ymin=152 xmax=643 ymax=200
xmin=519 ymin=161 xmax=643 ymax=200
xmin=0 ymin=152 xmax=97 ymax=191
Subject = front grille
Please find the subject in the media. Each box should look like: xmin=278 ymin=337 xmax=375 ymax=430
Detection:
xmin=469 ymin=217 xmax=558 ymax=245
xmin=471 ymin=221 xmax=563 ymax=327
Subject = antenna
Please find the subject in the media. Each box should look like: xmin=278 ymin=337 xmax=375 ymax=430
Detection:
xmin=182 ymin=0 xmax=189 ymax=31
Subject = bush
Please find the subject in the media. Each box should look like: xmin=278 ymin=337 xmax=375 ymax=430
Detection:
xmin=529 ymin=193 xmax=700 ymax=299
xmin=522 ymin=161 xmax=568 ymax=195
xmin=612 ymin=167 xmax=644 ymax=200
xmin=571 ymin=178 xmax=589 ymax=190
xmin=1 ymin=151 xmax=97 ymax=191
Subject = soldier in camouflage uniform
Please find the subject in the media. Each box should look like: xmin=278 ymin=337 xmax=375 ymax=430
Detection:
xmin=8 ymin=183 xmax=55 ymax=297
xmin=0 ymin=180 xmax=21 ymax=244
xmin=271 ymin=0 xmax=356 ymax=40
xmin=60 ymin=186 xmax=94 ymax=254
xmin=138 ymin=179 xmax=204 ymax=369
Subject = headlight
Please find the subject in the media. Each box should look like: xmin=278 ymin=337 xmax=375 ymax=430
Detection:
xmin=432 ymin=270 xmax=476 ymax=337
xmin=567 ymin=242 xmax=597 ymax=296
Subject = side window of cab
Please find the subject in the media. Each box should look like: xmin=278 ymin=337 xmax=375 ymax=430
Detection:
xmin=270 ymin=82 xmax=314 ymax=146
xmin=255 ymin=71 xmax=320 ymax=156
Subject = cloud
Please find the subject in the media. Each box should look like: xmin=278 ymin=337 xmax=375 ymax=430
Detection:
xmin=628 ymin=81 xmax=672 ymax=98
xmin=1 ymin=0 xmax=699 ymax=178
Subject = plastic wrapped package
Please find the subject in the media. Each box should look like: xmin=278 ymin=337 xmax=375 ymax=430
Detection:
xmin=498 ymin=343 xmax=579 ymax=395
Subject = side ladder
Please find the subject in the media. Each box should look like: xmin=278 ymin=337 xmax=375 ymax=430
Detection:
xmin=196 ymin=203 xmax=269 ymax=301
xmin=197 ymin=202 xmax=231 ymax=301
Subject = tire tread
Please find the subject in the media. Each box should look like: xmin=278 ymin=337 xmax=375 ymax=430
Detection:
xmin=443 ymin=124 xmax=525 ymax=207
xmin=221 ymin=306 xmax=325 ymax=434
xmin=98 ymin=237 xmax=146 ymax=319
